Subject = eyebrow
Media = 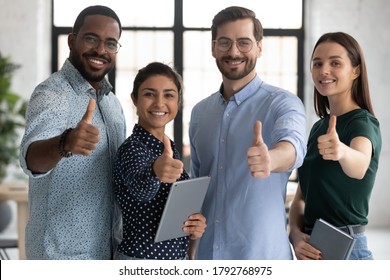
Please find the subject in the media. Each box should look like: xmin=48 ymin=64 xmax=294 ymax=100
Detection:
xmin=312 ymin=55 xmax=343 ymax=61
xmin=217 ymin=36 xmax=252 ymax=40
xmin=83 ymin=32 xmax=119 ymax=42
xmin=142 ymin=88 xmax=177 ymax=93
xmin=163 ymin=88 xmax=178 ymax=93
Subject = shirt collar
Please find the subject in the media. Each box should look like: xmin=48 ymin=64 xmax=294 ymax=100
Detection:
xmin=132 ymin=124 xmax=177 ymax=153
xmin=218 ymin=75 xmax=263 ymax=106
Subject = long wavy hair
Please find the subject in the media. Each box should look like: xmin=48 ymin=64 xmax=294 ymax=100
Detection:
xmin=311 ymin=32 xmax=375 ymax=118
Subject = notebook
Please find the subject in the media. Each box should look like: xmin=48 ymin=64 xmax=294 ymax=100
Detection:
xmin=154 ymin=176 xmax=211 ymax=243
xmin=308 ymin=218 xmax=356 ymax=260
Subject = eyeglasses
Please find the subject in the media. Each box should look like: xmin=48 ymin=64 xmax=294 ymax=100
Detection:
xmin=75 ymin=33 xmax=121 ymax=54
xmin=213 ymin=38 xmax=256 ymax=53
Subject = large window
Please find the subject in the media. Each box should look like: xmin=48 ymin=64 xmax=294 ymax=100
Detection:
xmin=52 ymin=0 xmax=304 ymax=164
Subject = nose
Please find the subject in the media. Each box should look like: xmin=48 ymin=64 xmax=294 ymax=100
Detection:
xmin=154 ymin=94 xmax=164 ymax=106
xmin=320 ymin=63 xmax=331 ymax=75
xmin=95 ymin=40 xmax=107 ymax=54
xmin=228 ymin=41 xmax=241 ymax=55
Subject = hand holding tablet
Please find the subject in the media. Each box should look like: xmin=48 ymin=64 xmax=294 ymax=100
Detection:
xmin=154 ymin=176 xmax=211 ymax=243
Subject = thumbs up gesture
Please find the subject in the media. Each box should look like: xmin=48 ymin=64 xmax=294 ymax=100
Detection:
xmin=247 ymin=121 xmax=271 ymax=178
xmin=65 ymin=99 xmax=100 ymax=156
xmin=153 ymin=135 xmax=184 ymax=183
xmin=317 ymin=115 xmax=342 ymax=161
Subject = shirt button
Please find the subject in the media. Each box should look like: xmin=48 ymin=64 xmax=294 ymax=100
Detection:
xmin=214 ymin=245 xmax=219 ymax=250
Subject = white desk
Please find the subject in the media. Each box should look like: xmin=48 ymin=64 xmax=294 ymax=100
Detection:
xmin=0 ymin=182 xmax=28 ymax=260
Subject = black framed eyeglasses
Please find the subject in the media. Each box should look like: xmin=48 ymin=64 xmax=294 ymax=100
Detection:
xmin=213 ymin=38 xmax=257 ymax=53
xmin=74 ymin=33 xmax=121 ymax=54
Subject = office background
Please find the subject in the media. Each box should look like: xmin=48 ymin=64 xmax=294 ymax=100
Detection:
xmin=0 ymin=0 xmax=388 ymax=246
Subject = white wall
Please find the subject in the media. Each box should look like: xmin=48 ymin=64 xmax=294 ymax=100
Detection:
xmin=0 ymin=0 xmax=51 ymax=101
xmin=0 ymin=0 xmax=51 ymax=181
xmin=1 ymin=0 xmax=389 ymax=227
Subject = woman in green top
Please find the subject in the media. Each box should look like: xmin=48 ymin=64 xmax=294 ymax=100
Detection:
xmin=289 ymin=32 xmax=382 ymax=260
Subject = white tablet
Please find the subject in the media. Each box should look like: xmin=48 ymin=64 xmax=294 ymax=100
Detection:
xmin=154 ymin=176 xmax=211 ymax=243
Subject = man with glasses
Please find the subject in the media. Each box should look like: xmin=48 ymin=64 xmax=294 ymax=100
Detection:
xmin=189 ymin=6 xmax=307 ymax=259
xmin=19 ymin=5 xmax=126 ymax=259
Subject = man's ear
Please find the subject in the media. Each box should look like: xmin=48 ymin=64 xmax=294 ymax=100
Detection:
xmin=211 ymin=40 xmax=217 ymax=58
xmin=256 ymin=40 xmax=263 ymax=58
xmin=68 ymin=33 xmax=76 ymax=51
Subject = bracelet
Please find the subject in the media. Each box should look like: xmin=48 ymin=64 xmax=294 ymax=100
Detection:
xmin=57 ymin=128 xmax=73 ymax=158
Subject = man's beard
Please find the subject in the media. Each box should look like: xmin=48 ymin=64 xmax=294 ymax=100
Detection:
xmin=216 ymin=57 xmax=256 ymax=81
xmin=78 ymin=66 xmax=109 ymax=82
xmin=70 ymin=50 xmax=113 ymax=82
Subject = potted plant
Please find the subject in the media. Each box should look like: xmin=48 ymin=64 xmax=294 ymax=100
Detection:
xmin=0 ymin=53 xmax=27 ymax=183
xmin=0 ymin=53 xmax=27 ymax=232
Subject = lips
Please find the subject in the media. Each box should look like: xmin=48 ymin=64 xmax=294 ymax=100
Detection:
xmin=85 ymin=54 xmax=110 ymax=70
xmin=223 ymin=56 xmax=245 ymax=66
xmin=87 ymin=57 xmax=107 ymax=69
xmin=150 ymin=111 xmax=167 ymax=116
xmin=319 ymin=79 xmax=335 ymax=84
xmin=228 ymin=60 xmax=243 ymax=65
xmin=227 ymin=61 xmax=244 ymax=67
xmin=89 ymin=58 xmax=104 ymax=65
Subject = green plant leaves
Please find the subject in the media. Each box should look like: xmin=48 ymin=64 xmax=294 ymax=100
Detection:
xmin=0 ymin=53 xmax=26 ymax=181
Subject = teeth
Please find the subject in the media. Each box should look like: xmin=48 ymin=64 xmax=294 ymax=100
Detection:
xmin=321 ymin=80 xmax=334 ymax=84
xmin=89 ymin=58 xmax=103 ymax=65
xmin=151 ymin=112 xmax=165 ymax=116
xmin=230 ymin=61 xmax=242 ymax=65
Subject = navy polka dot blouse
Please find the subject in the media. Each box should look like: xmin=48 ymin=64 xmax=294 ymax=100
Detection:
xmin=113 ymin=124 xmax=189 ymax=259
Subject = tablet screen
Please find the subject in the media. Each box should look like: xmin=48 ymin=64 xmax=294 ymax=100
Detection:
xmin=154 ymin=176 xmax=211 ymax=243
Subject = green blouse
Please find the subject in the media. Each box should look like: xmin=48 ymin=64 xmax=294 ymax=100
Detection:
xmin=299 ymin=109 xmax=381 ymax=228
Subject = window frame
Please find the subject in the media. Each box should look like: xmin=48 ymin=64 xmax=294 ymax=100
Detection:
xmin=51 ymin=0 xmax=305 ymax=156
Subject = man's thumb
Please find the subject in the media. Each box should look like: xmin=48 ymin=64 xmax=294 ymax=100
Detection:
xmin=162 ymin=135 xmax=173 ymax=158
xmin=82 ymin=99 xmax=96 ymax=124
xmin=252 ymin=120 xmax=264 ymax=146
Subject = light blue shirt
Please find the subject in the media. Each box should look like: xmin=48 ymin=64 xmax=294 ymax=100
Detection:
xmin=189 ymin=75 xmax=306 ymax=259
xmin=19 ymin=59 xmax=126 ymax=259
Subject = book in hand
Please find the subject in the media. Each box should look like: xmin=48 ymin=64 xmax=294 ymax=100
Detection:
xmin=308 ymin=218 xmax=356 ymax=260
